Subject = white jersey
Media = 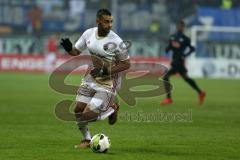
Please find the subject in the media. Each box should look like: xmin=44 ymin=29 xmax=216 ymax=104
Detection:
xmin=75 ymin=27 xmax=129 ymax=92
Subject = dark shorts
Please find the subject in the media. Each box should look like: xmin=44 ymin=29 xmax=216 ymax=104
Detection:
xmin=170 ymin=63 xmax=187 ymax=74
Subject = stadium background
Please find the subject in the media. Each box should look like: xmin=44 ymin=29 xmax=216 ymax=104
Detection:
xmin=1 ymin=0 xmax=240 ymax=78
xmin=0 ymin=0 xmax=240 ymax=160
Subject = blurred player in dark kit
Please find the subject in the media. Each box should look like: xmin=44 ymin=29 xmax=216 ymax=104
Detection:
xmin=161 ymin=20 xmax=206 ymax=105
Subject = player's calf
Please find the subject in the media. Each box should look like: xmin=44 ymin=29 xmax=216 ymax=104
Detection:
xmin=75 ymin=106 xmax=99 ymax=149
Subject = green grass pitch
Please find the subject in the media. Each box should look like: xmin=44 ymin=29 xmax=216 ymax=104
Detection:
xmin=0 ymin=73 xmax=239 ymax=160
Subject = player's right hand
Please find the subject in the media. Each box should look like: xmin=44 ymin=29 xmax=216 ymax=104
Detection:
xmin=171 ymin=40 xmax=181 ymax=48
xmin=60 ymin=38 xmax=72 ymax=53
xmin=90 ymin=67 xmax=109 ymax=78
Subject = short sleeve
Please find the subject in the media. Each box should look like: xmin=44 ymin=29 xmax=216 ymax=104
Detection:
xmin=74 ymin=30 xmax=89 ymax=51
xmin=115 ymin=39 xmax=130 ymax=61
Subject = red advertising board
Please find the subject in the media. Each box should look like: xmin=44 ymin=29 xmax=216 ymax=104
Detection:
xmin=0 ymin=54 xmax=170 ymax=75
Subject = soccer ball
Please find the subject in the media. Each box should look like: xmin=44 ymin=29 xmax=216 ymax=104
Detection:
xmin=90 ymin=133 xmax=111 ymax=153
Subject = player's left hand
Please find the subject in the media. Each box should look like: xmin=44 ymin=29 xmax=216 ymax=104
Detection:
xmin=60 ymin=38 xmax=72 ymax=53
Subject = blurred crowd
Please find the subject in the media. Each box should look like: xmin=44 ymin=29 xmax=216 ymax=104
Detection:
xmin=1 ymin=0 xmax=239 ymax=35
xmin=0 ymin=0 xmax=239 ymax=56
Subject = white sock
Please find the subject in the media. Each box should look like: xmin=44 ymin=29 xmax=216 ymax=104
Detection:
xmin=97 ymin=107 xmax=115 ymax=120
xmin=77 ymin=122 xmax=91 ymax=140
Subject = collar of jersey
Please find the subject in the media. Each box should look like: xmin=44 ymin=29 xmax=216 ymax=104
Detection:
xmin=95 ymin=29 xmax=109 ymax=40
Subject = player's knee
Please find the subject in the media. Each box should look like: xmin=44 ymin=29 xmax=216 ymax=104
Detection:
xmin=180 ymin=73 xmax=189 ymax=80
xmin=74 ymin=102 xmax=86 ymax=114
xmin=77 ymin=107 xmax=99 ymax=122
xmin=75 ymin=111 xmax=88 ymax=122
xmin=182 ymin=77 xmax=188 ymax=81
xmin=74 ymin=107 xmax=81 ymax=114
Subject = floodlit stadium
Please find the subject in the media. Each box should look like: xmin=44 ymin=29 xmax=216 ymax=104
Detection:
xmin=0 ymin=0 xmax=239 ymax=159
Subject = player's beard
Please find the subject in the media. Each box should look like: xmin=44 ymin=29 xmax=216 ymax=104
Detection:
xmin=104 ymin=28 xmax=110 ymax=34
xmin=98 ymin=26 xmax=110 ymax=37
xmin=101 ymin=28 xmax=110 ymax=36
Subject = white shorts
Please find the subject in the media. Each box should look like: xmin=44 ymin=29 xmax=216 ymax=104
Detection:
xmin=76 ymin=82 xmax=115 ymax=113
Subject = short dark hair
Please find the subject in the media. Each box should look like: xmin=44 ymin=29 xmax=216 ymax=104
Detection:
xmin=177 ymin=20 xmax=185 ymax=26
xmin=96 ymin=9 xmax=111 ymax=19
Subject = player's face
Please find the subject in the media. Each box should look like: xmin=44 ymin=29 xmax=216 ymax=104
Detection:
xmin=97 ymin=15 xmax=113 ymax=35
xmin=177 ymin=23 xmax=185 ymax=32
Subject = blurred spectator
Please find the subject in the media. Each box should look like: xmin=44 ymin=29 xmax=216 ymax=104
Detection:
xmin=47 ymin=36 xmax=57 ymax=54
xmin=44 ymin=35 xmax=57 ymax=73
xmin=149 ymin=19 xmax=160 ymax=35
xmin=221 ymin=0 xmax=233 ymax=9
xmin=27 ymin=5 xmax=42 ymax=36
xmin=69 ymin=0 xmax=85 ymax=17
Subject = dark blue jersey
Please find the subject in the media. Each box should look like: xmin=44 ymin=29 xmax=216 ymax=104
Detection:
xmin=166 ymin=32 xmax=195 ymax=64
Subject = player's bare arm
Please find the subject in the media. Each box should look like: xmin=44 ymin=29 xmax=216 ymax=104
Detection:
xmin=90 ymin=56 xmax=130 ymax=77
xmin=108 ymin=59 xmax=130 ymax=75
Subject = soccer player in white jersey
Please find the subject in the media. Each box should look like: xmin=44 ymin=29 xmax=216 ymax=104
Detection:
xmin=60 ymin=9 xmax=130 ymax=148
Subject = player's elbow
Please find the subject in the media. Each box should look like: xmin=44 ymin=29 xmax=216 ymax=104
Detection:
xmin=123 ymin=59 xmax=131 ymax=70
xmin=190 ymin=46 xmax=195 ymax=52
